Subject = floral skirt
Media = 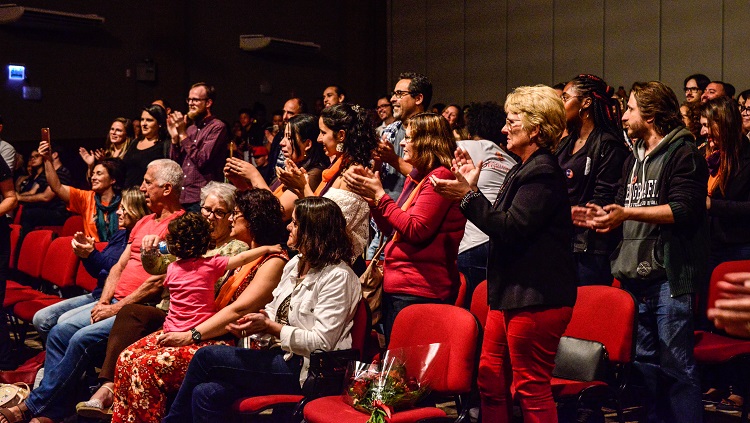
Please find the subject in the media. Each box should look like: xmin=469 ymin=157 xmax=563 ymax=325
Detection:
xmin=111 ymin=330 xmax=234 ymax=423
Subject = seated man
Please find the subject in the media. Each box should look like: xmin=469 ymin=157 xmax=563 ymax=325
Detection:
xmin=17 ymin=146 xmax=71 ymax=236
xmin=0 ymin=159 xmax=184 ymax=423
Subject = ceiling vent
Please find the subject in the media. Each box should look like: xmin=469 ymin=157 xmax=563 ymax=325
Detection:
xmin=239 ymin=34 xmax=320 ymax=56
xmin=0 ymin=4 xmax=104 ymax=31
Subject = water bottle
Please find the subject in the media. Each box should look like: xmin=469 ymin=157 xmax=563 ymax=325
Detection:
xmin=158 ymin=241 xmax=170 ymax=254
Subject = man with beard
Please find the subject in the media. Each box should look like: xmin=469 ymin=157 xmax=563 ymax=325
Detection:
xmin=573 ymin=81 xmax=708 ymax=423
xmin=167 ymin=82 xmax=228 ymax=212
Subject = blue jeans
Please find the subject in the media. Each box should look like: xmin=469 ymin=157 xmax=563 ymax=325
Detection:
xmin=32 ymin=293 xmax=98 ymax=342
xmin=621 ymin=280 xmax=702 ymax=423
xmin=457 ymin=242 xmax=489 ymax=308
xmin=25 ymin=300 xmax=116 ymax=420
xmin=164 ymin=345 xmax=303 ymax=423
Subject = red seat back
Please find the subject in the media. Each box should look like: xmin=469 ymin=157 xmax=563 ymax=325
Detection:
xmin=61 ymin=215 xmax=85 ymax=237
xmin=40 ymin=236 xmax=79 ymax=288
xmin=8 ymin=224 xmax=21 ymax=270
xmin=563 ymin=286 xmax=636 ymax=364
xmin=469 ymin=280 xmax=488 ymax=327
xmin=16 ymin=230 xmax=54 ymax=278
xmin=707 ymin=260 xmax=750 ymax=312
xmin=454 ymin=272 xmax=467 ymax=307
xmin=388 ymin=304 xmax=480 ymax=395
xmin=351 ymin=298 xmax=371 ymax=360
xmin=74 ymin=241 xmax=107 ymax=293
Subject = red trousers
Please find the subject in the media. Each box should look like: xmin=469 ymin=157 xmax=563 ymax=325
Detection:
xmin=478 ymin=306 xmax=572 ymax=423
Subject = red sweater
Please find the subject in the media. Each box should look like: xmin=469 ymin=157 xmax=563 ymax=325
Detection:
xmin=372 ymin=166 xmax=466 ymax=300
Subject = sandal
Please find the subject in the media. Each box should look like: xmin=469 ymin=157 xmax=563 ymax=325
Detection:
xmin=716 ymin=394 xmax=744 ymax=416
xmin=75 ymin=384 xmax=114 ymax=420
xmin=0 ymin=406 xmax=28 ymax=423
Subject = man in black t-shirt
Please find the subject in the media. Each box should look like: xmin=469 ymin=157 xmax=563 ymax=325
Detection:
xmin=17 ymin=146 xmax=71 ymax=236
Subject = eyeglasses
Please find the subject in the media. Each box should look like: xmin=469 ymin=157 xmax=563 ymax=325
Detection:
xmin=505 ymin=118 xmax=523 ymax=128
xmin=741 ymin=105 xmax=750 ymax=114
xmin=376 ymin=103 xmax=392 ymax=110
xmin=561 ymin=93 xmax=583 ymax=103
xmin=231 ymin=209 xmax=244 ymax=219
xmin=684 ymin=87 xmax=700 ymax=93
xmin=200 ymin=207 xmax=229 ymax=219
xmin=186 ymin=97 xmax=208 ymax=104
xmin=391 ymin=90 xmax=415 ymax=99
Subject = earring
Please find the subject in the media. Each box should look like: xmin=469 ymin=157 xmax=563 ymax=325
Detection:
xmin=578 ymin=108 xmax=589 ymax=120
xmin=336 ymin=143 xmax=344 ymax=153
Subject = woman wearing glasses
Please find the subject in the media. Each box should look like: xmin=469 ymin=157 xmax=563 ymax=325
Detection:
xmin=556 ymin=74 xmax=628 ymax=286
xmin=736 ymin=89 xmax=750 ymax=140
xmin=431 ymin=85 xmax=577 ymax=423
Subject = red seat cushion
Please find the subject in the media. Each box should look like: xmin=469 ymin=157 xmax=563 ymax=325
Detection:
xmin=303 ymin=395 xmax=446 ymax=423
xmin=13 ymin=297 xmax=62 ymax=321
xmin=3 ymin=287 xmax=41 ymax=308
xmin=233 ymin=395 xmax=304 ymax=413
xmin=694 ymin=331 xmax=750 ymax=363
xmin=551 ymin=377 xmax=608 ymax=397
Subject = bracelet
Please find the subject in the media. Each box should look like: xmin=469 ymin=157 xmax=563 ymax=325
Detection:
xmin=373 ymin=193 xmax=385 ymax=207
xmin=460 ymin=190 xmax=482 ymax=210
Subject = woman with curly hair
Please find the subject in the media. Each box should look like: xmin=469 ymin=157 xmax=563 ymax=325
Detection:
xmin=104 ymin=212 xmax=282 ymax=423
xmin=278 ymin=103 xmax=379 ymax=261
xmin=164 ymin=197 xmax=361 ymax=422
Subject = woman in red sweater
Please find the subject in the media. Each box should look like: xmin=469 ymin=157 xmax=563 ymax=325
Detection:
xmin=345 ymin=112 xmax=466 ymax=344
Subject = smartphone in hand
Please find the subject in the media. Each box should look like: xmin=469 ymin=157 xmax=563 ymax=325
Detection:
xmin=41 ymin=127 xmax=51 ymax=148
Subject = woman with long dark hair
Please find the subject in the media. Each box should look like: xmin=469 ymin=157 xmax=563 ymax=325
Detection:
xmin=121 ymin=104 xmax=170 ymax=188
xmin=556 ymin=74 xmax=629 ymax=285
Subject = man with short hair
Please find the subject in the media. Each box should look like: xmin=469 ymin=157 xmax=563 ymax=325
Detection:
xmin=575 ymin=81 xmax=707 ymax=423
xmin=167 ymin=82 xmax=228 ymax=212
xmin=366 ymin=72 xmax=432 ymax=259
xmin=701 ymin=81 xmax=732 ymax=103
xmin=374 ymin=96 xmax=395 ymax=137
xmin=322 ymin=85 xmax=346 ymax=108
xmin=16 ymin=159 xmax=185 ymax=422
xmin=683 ymin=73 xmax=710 ymax=103
xmin=18 ymin=145 xmax=71 ymax=236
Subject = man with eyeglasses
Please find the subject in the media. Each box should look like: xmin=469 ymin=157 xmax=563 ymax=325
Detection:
xmin=167 ymin=82 xmax=228 ymax=212
xmin=366 ymin=72 xmax=432 ymax=259
xmin=683 ymin=73 xmax=710 ymax=104
xmin=375 ymin=96 xmax=395 ymax=137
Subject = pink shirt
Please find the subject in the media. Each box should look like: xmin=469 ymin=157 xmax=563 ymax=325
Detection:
xmin=112 ymin=211 xmax=185 ymax=300
xmin=162 ymin=255 xmax=230 ymax=332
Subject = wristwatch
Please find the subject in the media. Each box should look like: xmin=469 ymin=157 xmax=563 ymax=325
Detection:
xmin=190 ymin=328 xmax=202 ymax=343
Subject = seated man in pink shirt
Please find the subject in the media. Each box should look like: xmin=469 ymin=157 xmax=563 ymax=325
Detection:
xmin=3 ymin=159 xmax=185 ymax=423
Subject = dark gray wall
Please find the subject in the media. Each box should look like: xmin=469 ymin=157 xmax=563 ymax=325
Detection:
xmin=386 ymin=0 xmax=750 ymax=107
xmin=1 ymin=1 xmax=386 ymax=151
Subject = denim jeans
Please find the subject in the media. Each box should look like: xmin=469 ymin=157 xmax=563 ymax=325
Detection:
xmin=457 ymin=242 xmax=489 ymax=308
xmin=621 ymin=280 xmax=702 ymax=423
xmin=25 ymin=300 xmax=116 ymax=420
xmin=164 ymin=345 xmax=303 ymax=423
xmin=32 ymin=293 xmax=98 ymax=342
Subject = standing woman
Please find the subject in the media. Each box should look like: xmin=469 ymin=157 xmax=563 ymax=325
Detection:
xmin=557 ymin=74 xmax=628 ymax=285
xmin=79 ymin=118 xmax=133 ymax=178
xmin=431 ymin=85 xmax=577 ymax=422
xmin=344 ymin=113 xmax=466 ymax=343
xmin=121 ymin=104 xmax=170 ymax=189
xmin=278 ymin=103 xmax=378 ymax=261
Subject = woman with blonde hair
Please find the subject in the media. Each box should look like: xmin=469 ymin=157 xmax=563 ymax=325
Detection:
xmin=344 ymin=112 xmax=466 ymax=343
xmin=432 ymin=85 xmax=577 ymax=422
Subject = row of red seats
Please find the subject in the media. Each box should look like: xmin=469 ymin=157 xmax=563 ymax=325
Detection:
xmin=3 ymin=218 xmax=106 ymax=344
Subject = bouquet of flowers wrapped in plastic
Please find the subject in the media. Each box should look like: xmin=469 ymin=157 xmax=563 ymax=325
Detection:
xmin=344 ymin=343 xmax=446 ymax=423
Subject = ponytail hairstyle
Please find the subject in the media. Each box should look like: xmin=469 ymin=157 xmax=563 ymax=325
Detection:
xmin=320 ymin=103 xmax=378 ymax=166
xmin=568 ymin=74 xmax=624 ymax=142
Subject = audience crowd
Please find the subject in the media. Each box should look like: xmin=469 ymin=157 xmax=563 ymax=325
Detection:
xmin=1 ymin=70 xmax=750 ymax=423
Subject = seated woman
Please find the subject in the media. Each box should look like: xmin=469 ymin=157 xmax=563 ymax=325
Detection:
xmin=32 ymin=188 xmax=150 ymax=341
xmin=39 ymin=140 xmax=123 ymax=242
xmin=105 ymin=212 xmax=281 ymax=423
xmin=344 ymin=112 xmax=466 ymax=343
xmin=225 ymin=114 xmax=328 ymax=221
xmin=278 ymin=103 xmax=378 ymax=262
xmin=75 ymin=187 xmax=287 ymax=420
xmin=163 ymin=197 xmax=361 ymax=422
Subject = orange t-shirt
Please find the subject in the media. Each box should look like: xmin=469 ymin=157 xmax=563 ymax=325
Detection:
xmin=68 ymin=187 xmax=110 ymax=241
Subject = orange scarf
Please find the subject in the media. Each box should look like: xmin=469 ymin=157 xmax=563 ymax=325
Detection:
xmin=392 ymin=176 xmax=425 ymax=242
xmin=214 ymin=257 xmax=263 ymax=310
xmin=314 ymin=154 xmax=344 ymax=196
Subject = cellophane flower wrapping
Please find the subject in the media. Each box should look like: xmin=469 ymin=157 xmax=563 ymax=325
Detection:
xmin=344 ymin=343 xmax=447 ymax=423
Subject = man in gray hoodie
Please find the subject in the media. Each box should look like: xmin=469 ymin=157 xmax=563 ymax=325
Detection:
xmin=574 ymin=81 xmax=708 ymax=423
